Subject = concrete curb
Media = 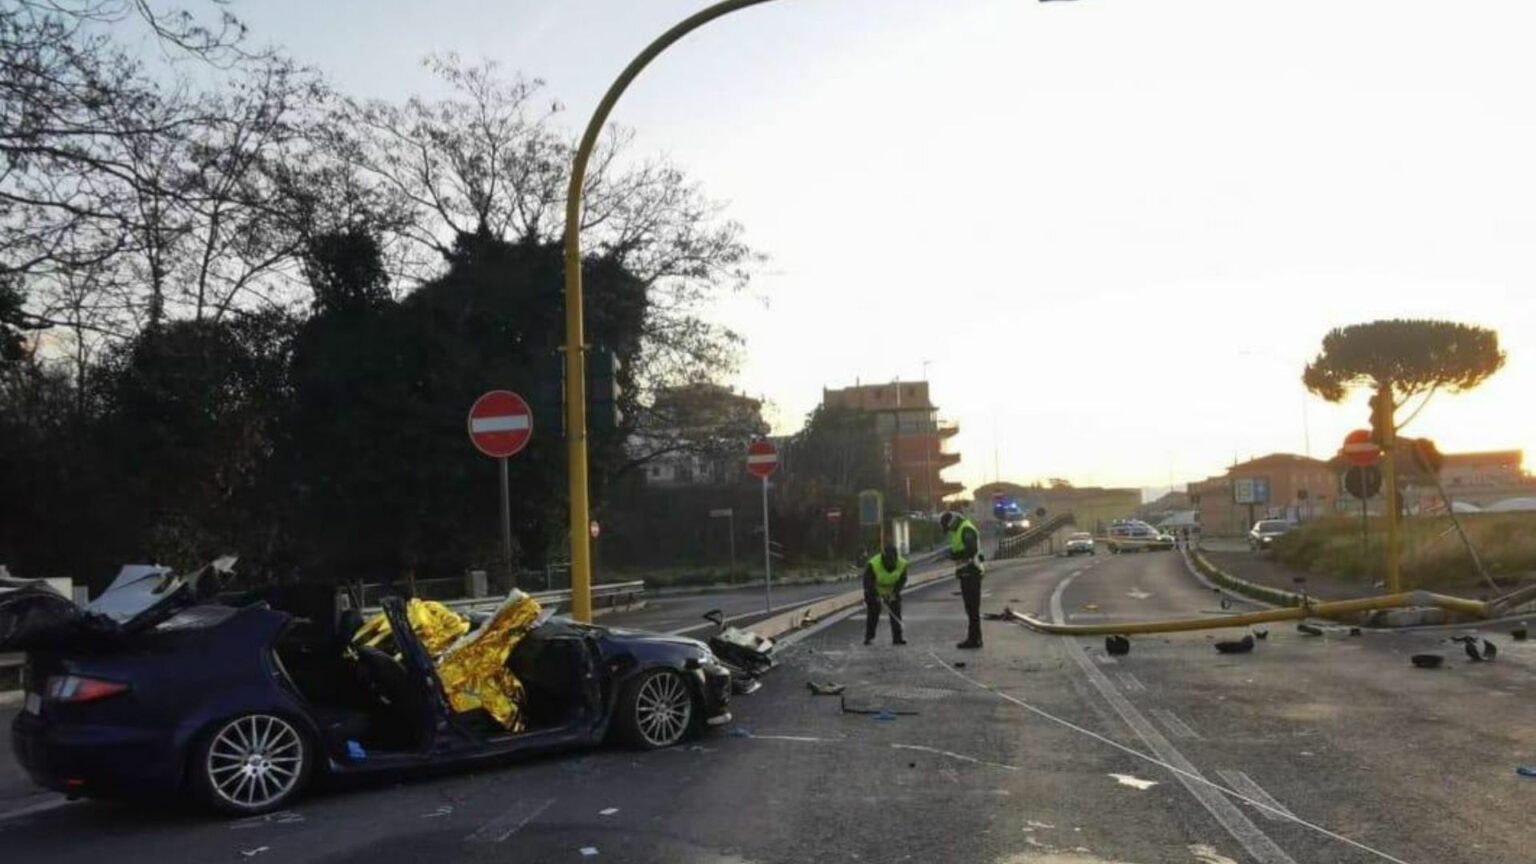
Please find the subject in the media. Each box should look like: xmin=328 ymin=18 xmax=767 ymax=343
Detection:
xmin=1187 ymin=547 xmax=1307 ymax=608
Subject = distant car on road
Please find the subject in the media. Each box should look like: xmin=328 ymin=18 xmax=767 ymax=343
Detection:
xmin=2 ymin=564 xmax=732 ymax=815
xmin=1065 ymin=532 xmax=1096 ymax=556
xmin=1001 ymin=516 xmax=1031 ymax=536
xmin=1248 ymin=519 xmax=1295 ymax=550
xmin=1106 ymin=520 xmax=1172 ymax=553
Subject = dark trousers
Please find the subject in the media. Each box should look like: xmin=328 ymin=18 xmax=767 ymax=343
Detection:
xmin=958 ymin=569 xmax=983 ymax=644
xmin=865 ymin=593 xmax=903 ymax=642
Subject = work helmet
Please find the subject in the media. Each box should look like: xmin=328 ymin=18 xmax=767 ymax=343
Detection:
xmin=880 ymin=544 xmax=900 ymax=571
xmin=939 ymin=511 xmax=961 ymax=532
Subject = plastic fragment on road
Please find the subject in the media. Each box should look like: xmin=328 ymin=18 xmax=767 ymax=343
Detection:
xmin=240 ymin=847 xmax=270 ymax=858
xmin=839 ymin=694 xmax=918 ymax=716
xmin=1411 ymin=653 xmax=1445 ymax=669
xmin=580 ymin=847 xmax=599 ymax=856
xmin=1296 ymin=623 xmax=1324 ymax=636
xmin=727 ymin=727 xmax=751 ymax=738
xmin=346 ymin=740 xmax=366 ymax=760
xmin=1516 ymin=766 xmax=1536 ymax=778
xmin=599 ymin=807 xmax=619 ymax=816
xmin=1214 ymin=635 xmax=1255 ymax=654
xmin=1108 ymin=773 xmax=1159 ymax=790
xmin=1253 ymin=628 xmax=1269 ymax=640
xmin=1105 ymin=635 xmax=1130 ymax=656
xmin=806 ymin=680 xmax=845 ymax=696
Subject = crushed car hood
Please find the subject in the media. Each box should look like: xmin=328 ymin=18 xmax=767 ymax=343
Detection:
xmin=0 ymin=557 xmax=236 ymax=652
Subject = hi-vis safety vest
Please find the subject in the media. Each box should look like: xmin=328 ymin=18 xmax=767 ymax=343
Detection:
xmin=948 ymin=518 xmax=984 ymax=574
xmin=868 ymin=554 xmax=908 ymax=598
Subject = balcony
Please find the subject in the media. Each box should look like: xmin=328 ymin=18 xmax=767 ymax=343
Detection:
xmin=936 ymin=420 xmax=959 ymax=439
xmin=934 ymin=452 xmax=961 ymax=469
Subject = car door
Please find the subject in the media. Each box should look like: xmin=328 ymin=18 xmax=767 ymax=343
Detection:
xmin=378 ymin=596 xmax=456 ymax=751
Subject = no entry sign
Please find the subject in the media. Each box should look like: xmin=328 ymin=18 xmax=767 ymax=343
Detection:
xmin=1342 ymin=429 xmax=1380 ymax=467
xmin=468 ymin=390 xmax=533 ymax=459
xmin=745 ymin=439 xmax=778 ymax=478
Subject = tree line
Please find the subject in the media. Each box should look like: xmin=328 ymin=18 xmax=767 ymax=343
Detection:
xmin=0 ymin=1 xmax=757 ymax=589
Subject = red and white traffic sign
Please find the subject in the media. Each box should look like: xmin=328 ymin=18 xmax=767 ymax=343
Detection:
xmin=1342 ymin=429 xmax=1381 ymax=467
xmin=745 ymin=439 xmax=778 ymax=479
xmin=468 ymin=390 xmax=533 ymax=458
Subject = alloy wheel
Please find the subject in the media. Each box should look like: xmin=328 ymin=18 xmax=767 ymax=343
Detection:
xmin=634 ymin=672 xmax=693 ymax=747
xmin=205 ymin=714 xmax=305 ymax=811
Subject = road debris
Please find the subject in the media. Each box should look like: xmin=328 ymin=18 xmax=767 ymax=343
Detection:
xmin=1460 ymin=638 xmax=1497 ymax=661
xmin=230 ymin=812 xmax=304 ymax=829
xmin=598 ymin=807 xmax=619 ymax=816
xmin=1296 ymin=623 xmax=1324 ymax=637
xmin=1252 ymin=628 xmax=1269 ymax=640
xmin=952 ymin=661 xmax=967 ymax=668
xmin=982 ymin=609 xmax=1012 ymax=621
xmin=806 ymin=680 xmax=845 ymax=696
xmin=1516 ymin=766 xmax=1536 ymax=778
xmin=579 ymin=847 xmax=599 ymax=857
xmin=874 ymin=709 xmax=897 ymax=721
xmin=839 ymin=694 xmax=918 ymax=716
xmin=1348 ymin=627 xmax=1363 ymax=637
xmin=420 ymin=806 xmax=453 ymax=818
xmin=1108 ymin=773 xmax=1158 ymax=790
xmin=240 ymin=847 xmax=270 ymax=858
xmin=1082 ymin=603 xmax=1100 ymax=612
xmin=1214 ymin=635 xmax=1255 ymax=655
xmin=1512 ymin=623 xmax=1528 ymax=641
xmin=1105 ymin=635 xmax=1130 ymax=656
xmin=1127 ymin=588 xmax=1152 ymax=600
xmin=891 ymin=743 xmax=1019 ymax=771
xmin=727 ymin=727 xmax=751 ymax=738
xmin=1411 ymin=653 xmax=1445 ymax=669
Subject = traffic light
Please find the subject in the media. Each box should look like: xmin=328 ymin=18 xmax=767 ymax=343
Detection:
xmin=587 ymin=348 xmax=623 ymax=430
xmin=1368 ymin=390 xmax=1393 ymax=445
xmin=530 ymin=351 xmax=565 ymax=439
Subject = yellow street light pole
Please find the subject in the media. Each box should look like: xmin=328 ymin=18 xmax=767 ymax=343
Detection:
xmin=563 ymin=0 xmax=779 ymax=622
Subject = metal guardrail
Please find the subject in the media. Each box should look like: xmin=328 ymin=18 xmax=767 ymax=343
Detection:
xmin=358 ymin=580 xmax=646 ymax=617
xmin=994 ymin=512 xmax=1076 ymax=561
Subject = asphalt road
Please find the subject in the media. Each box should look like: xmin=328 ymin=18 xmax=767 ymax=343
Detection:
xmin=3 ymin=550 xmax=1532 ymax=863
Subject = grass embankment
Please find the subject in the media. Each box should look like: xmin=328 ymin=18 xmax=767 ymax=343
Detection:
xmin=1271 ymin=512 xmax=1536 ymax=590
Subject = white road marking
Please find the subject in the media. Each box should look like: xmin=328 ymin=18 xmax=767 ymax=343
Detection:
xmin=1115 ymin=671 xmax=1148 ymax=693
xmin=465 ymin=797 xmax=556 ymax=843
xmin=1151 ymin=708 xmax=1203 ymax=740
xmin=1216 ymin=770 xmax=1296 ymax=823
xmin=1127 ymin=588 xmax=1153 ymax=600
xmin=1047 ymin=574 xmax=1298 ymax=864
xmin=0 ymin=796 xmax=72 ymax=824
xmin=891 ymin=743 xmax=1020 ymax=772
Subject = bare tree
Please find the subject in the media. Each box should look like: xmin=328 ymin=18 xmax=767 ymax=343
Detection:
xmin=330 ymin=56 xmax=759 ymax=392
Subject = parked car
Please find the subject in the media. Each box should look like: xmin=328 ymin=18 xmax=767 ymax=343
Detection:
xmin=1065 ymin=532 xmax=1096 ymax=556
xmin=1248 ymin=519 xmax=1295 ymax=550
xmin=2 ymin=562 xmax=733 ymax=815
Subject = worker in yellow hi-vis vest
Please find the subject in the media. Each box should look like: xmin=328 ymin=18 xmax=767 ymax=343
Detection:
xmin=940 ymin=511 xmax=985 ymax=649
xmin=861 ymin=545 xmax=908 ymax=646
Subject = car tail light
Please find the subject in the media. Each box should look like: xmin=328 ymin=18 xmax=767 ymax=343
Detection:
xmin=45 ymin=675 xmax=129 ymax=703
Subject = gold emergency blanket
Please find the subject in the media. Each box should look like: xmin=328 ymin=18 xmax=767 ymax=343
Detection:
xmin=435 ymin=592 xmax=542 ymax=731
xmin=352 ymin=598 xmax=470 ymax=657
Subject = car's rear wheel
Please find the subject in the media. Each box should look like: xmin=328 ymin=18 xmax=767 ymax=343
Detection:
xmin=193 ymin=713 xmax=312 ymax=815
xmin=618 ymin=669 xmax=696 ymax=749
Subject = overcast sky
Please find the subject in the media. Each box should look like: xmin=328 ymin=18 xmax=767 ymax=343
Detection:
xmin=241 ymin=0 xmax=1536 ymax=494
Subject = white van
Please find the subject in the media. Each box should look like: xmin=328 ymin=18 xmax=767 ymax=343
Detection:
xmin=1105 ymin=519 xmax=1174 ymax=553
